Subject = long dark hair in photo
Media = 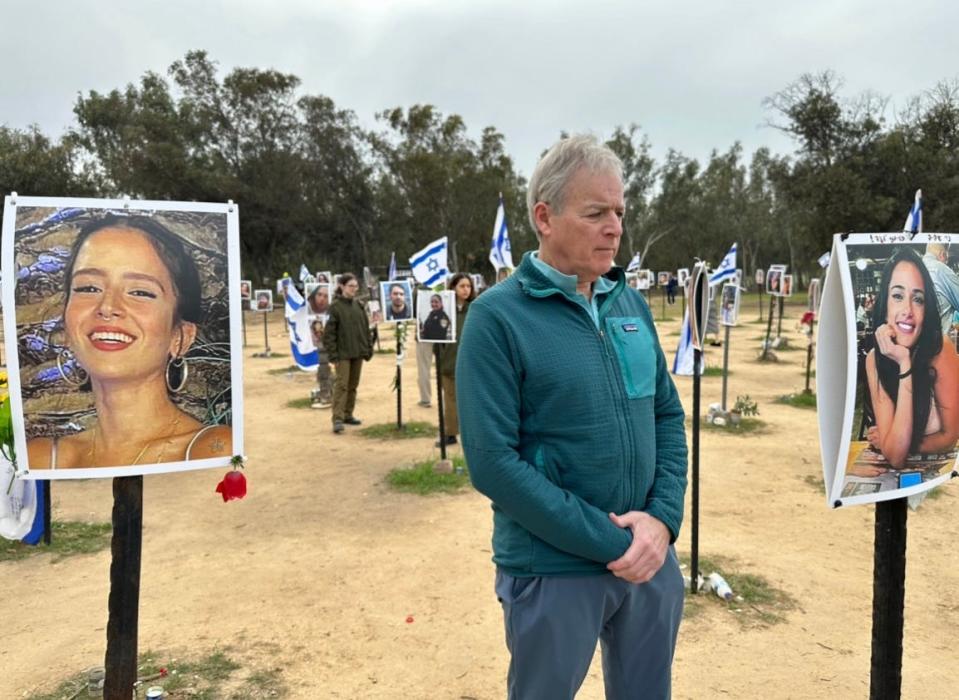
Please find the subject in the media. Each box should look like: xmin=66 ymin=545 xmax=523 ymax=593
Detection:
xmin=871 ymin=246 xmax=942 ymax=452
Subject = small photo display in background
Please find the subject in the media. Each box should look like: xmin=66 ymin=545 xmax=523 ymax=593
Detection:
xmin=276 ymin=278 xmax=289 ymax=296
xmin=720 ymin=282 xmax=741 ymax=327
xmin=625 ymin=272 xmax=639 ymax=290
xmin=253 ymin=289 xmax=274 ymax=312
xmin=309 ymin=314 xmax=328 ymax=349
xmin=305 ymin=282 xmax=332 ymax=316
xmin=379 ymin=280 xmax=413 ymax=322
xmin=781 ymin=274 xmax=794 ymax=297
xmin=416 ymin=289 xmax=456 ymax=343
xmin=677 ymin=268 xmax=689 ymax=287
xmin=755 ymin=268 xmax=765 ymax=287
xmin=367 ymin=300 xmax=383 ymax=327
xmin=735 ymin=268 xmax=743 ymax=285
xmin=240 ymin=280 xmax=252 ymax=301
xmin=1 ymin=196 xmax=243 ymax=479
xmin=315 ymin=271 xmax=332 ymax=284
xmin=817 ymin=233 xmax=959 ymax=507
xmin=766 ymin=265 xmax=785 ymax=295
xmin=657 ymin=271 xmax=670 ymax=287
xmin=808 ymin=278 xmax=821 ymax=313
xmin=638 ymin=269 xmax=653 ymax=290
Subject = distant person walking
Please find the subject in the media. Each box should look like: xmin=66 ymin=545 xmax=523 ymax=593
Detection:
xmin=324 ymin=273 xmax=373 ymax=433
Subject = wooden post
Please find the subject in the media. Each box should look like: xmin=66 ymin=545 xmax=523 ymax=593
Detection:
xmin=870 ymin=498 xmax=907 ymax=699
xmin=242 ymin=308 xmax=247 ymax=348
xmin=721 ymin=324 xmax=731 ymax=411
xmin=262 ymin=311 xmax=270 ymax=355
xmin=777 ymin=296 xmax=785 ymax=338
xmin=761 ymin=295 xmax=776 ymax=361
xmin=103 ymin=476 xmax=143 ymax=699
xmin=43 ymin=481 xmax=51 ymax=545
xmin=396 ymin=327 xmax=403 ymax=430
xmin=758 ymin=284 xmax=764 ymax=322
xmin=434 ymin=345 xmax=446 ymax=459
xmin=804 ymin=319 xmax=815 ymax=394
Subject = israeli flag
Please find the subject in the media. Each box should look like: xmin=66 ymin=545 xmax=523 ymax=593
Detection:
xmin=299 ymin=263 xmax=311 ymax=282
xmin=818 ymin=251 xmax=831 ymax=268
xmin=410 ymin=236 xmax=449 ymax=288
xmin=626 ymin=252 xmax=641 ymax=272
xmin=284 ymin=282 xmax=319 ymax=370
xmin=709 ymin=242 xmax=737 ymax=286
xmin=903 ymin=189 xmax=922 ymax=234
xmin=489 ymin=195 xmax=514 ymax=271
xmin=388 ymin=251 xmax=397 ymax=281
xmin=671 ymin=308 xmax=702 ymax=375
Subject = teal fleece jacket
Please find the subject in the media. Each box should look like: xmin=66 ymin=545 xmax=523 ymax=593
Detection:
xmin=457 ymin=252 xmax=688 ymax=576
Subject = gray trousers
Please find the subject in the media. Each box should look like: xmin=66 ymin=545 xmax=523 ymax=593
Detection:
xmin=416 ymin=339 xmax=433 ymax=403
xmin=494 ymin=547 xmax=684 ymax=700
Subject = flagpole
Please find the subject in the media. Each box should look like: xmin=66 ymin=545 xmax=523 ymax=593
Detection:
xmin=690 ymin=346 xmax=701 ymax=593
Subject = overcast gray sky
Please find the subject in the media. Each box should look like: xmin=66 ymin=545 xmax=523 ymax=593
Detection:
xmin=3 ymin=0 xmax=957 ymax=177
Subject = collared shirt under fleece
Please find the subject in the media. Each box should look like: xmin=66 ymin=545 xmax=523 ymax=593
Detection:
xmin=456 ymin=251 xmax=688 ymax=577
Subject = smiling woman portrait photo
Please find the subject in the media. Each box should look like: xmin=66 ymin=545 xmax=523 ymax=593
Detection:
xmin=862 ymin=246 xmax=959 ymax=470
xmin=11 ymin=207 xmax=235 ymax=472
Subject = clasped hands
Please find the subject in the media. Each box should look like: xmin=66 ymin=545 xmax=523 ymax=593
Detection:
xmin=606 ymin=511 xmax=670 ymax=583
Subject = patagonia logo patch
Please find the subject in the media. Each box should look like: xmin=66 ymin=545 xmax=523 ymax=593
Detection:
xmin=621 ymin=323 xmax=639 ymax=333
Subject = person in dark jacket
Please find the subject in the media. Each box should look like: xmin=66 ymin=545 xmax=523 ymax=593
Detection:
xmin=436 ymin=273 xmax=473 ymax=446
xmin=323 ymin=273 xmax=372 ymax=433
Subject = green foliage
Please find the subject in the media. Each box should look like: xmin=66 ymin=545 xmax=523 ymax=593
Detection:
xmin=0 ymin=521 xmax=112 ymax=563
xmin=679 ymin=553 xmax=798 ymax=627
xmin=7 ymin=52 xmax=959 ymax=285
xmin=359 ymin=421 xmax=436 ymax=439
xmin=386 ymin=457 xmax=471 ymax=495
xmin=702 ymin=366 xmax=729 ymax=377
xmin=702 ymin=417 xmax=766 ymax=435
xmin=733 ymin=395 xmax=760 ymax=416
xmin=285 ymin=397 xmax=313 ymax=409
xmin=776 ymin=391 xmax=818 ymax=409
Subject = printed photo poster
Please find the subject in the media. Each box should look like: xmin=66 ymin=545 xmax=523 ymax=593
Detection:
xmin=755 ymin=268 xmax=765 ymax=287
xmin=379 ymin=280 xmax=413 ymax=323
xmin=416 ymin=289 xmax=456 ymax=343
xmin=315 ymin=270 xmax=333 ymax=284
xmin=240 ymin=280 xmax=252 ymax=301
xmin=305 ymin=282 xmax=332 ymax=317
xmin=720 ymin=282 xmax=741 ymax=327
xmin=253 ymin=289 xmax=274 ymax=312
xmin=367 ymin=300 xmax=383 ymax=327
xmin=808 ymin=277 xmax=821 ymax=313
xmin=677 ymin=268 xmax=689 ymax=287
xmin=638 ymin=269 xmax=654 ymax=290
xmin=766 ymin=265 xmax=786 ymax=296
xmin=1 ymin=196 xmax=245 ymax=479
xmin=781 ymin=274 xmax=794 ymax=297
xmin=625 ymin=272 xmax=639 ymax=290
xmin=817 ymin=232 xmax=959 ymax=507
xmin=657 ymin=271 xmax=670 ymax=287
xmin=276 ymin=277 xmax=289 ymax=296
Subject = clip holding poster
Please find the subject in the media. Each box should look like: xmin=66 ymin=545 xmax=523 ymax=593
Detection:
xmin=818 ymin=232 xmax=959 ymax=507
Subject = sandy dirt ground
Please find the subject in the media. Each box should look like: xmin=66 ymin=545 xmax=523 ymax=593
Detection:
xmin=3 ymin=298 xmax=958 ymax=699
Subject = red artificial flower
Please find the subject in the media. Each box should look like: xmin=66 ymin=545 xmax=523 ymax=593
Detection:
xmin=801 ymin=311 xmax=815 ymax=326
xmin=215 ymin=469 xmax=247 ymax=502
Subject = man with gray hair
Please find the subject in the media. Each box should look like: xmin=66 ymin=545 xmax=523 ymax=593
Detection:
xmin=922 ymin=242 xmax=959 ymax=336
xmin=458 ymin=134 xmax=688 ymax=699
